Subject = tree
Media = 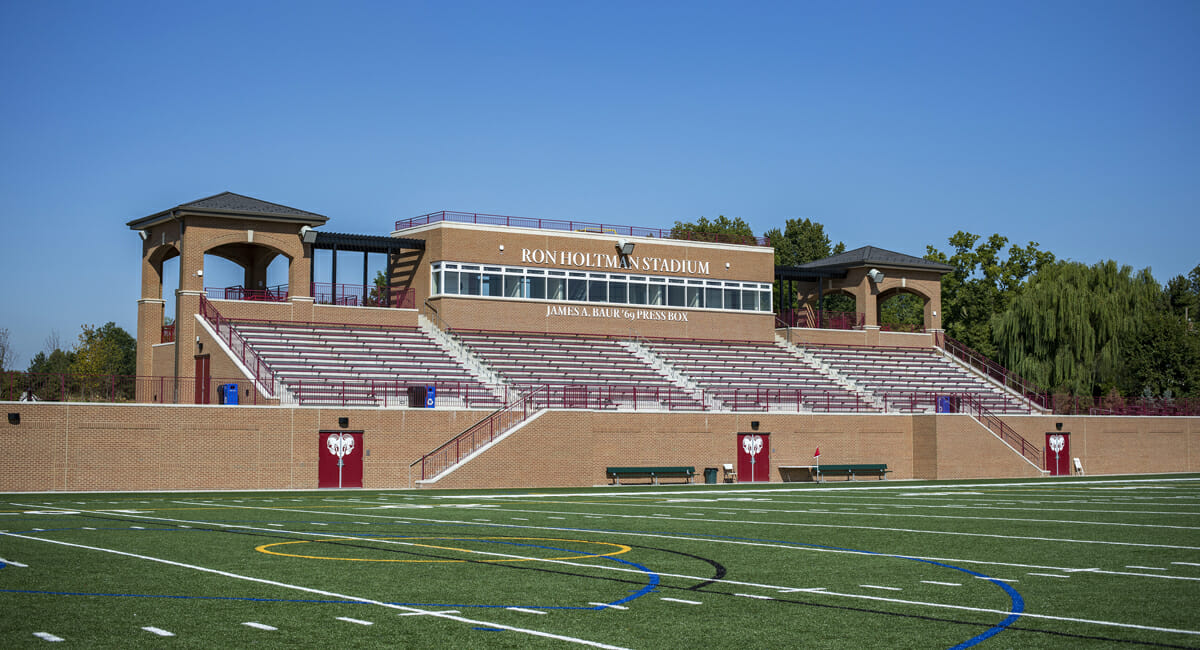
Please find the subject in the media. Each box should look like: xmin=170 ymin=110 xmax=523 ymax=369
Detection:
xmin=0 ymin=327 xmax=13 ymax=372
xmin=763 ymin=218 xmax=853 ymax=313
xmin=992 ymin=260 xmax=1160 ymax=396
xmin=27 ymin=349 xmax=75 ymax=375
xmin=764 ymin=217 xmax=846 ymax=267
xmin=880 ymin=293 xmax=925 ymax=330
xmin=69 ymin=322 xmax=136 ymax=378
xmin=671 ymin=216 xmax=755 ymax=245
xmin=1118 ymin=308 xmax=1200 ymax=400
xmin=925 ymin=232 xmax=1055 ymax=358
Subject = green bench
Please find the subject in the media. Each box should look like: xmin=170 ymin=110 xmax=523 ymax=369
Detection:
xmin=606 ymin=466 xmax=696 ymax=485
xmin=814 ymin=464 xmax=891 ymax=482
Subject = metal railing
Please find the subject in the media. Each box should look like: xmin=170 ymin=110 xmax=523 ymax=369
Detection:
xmin=958 ymin=393 xmax=1044 ymax=467
xmin=775 ymin=309 xmax=865 ymax=330
xmin=206 ymin=285 xmax=289 ymax=302
xmin=412 ymin=387 xmax=547 ymax=482
xmin=880 ymin=322 xmax=926 ymax=333
xmin=206 ymin=284 xmax=416 ymax=309
xmin=937 ymin=335 xmax=1049 ymax=409
xmin=0 ymin=372 xmax=267 ymax=405
xmin=311 ymin=283 xmax=415 ymax=309
xmin=290 ymin=380 xmax=504 ymax=409
xmin=396 ymin=211 xmax=770 ymax=247
xmin=1050 ymin=394 xmax=1200 ymax=416
xmin=199 ymin=296 xmax=276 ymax=397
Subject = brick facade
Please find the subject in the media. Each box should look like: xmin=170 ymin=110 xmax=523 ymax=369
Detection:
xmin=2 ymin=403 xmax=1194 ymax=492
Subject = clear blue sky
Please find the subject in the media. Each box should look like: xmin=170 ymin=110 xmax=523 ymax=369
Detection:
xmin=1 ymin=0 xmax=1197 ymax=367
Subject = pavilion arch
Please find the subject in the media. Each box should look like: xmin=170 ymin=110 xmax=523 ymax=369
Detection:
xmin=876 ymin=286 xmax=933 ymax=332
xmin=145 ymin=243 xmax=181 ymax=301
xmin=775 ymin=245 xmax=952 ymax=333
xmin=201 ymin=235 xmax=295 ymax=297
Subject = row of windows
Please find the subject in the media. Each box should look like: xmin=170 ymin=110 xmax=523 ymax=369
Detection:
xmin=431 ymin=262 xmax=773 ymax=312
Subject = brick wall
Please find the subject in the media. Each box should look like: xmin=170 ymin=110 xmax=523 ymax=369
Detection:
xmin=1 ymin=402 xmax=1195 ymax=492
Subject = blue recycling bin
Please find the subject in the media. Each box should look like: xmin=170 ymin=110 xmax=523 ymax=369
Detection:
xmin=219 ymin=383 xmax=239 ymax=405
xmin=425 ymin=385 xmax=436 ymax=408
xmin=936 ymin=396 xmax=955 ymax=413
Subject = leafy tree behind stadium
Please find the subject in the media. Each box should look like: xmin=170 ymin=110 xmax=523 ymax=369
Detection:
xmin=992 ymin=260 xmax=1162 ymax=396
xmin=0 ymin=327 xmax=13 ymax=372
xmin=764 ymin=218 xmax=854 ymax=312
xmin=1117 ymin=264 xmax=1200 ymax=399
xmin=671 ymin=216 xmax=755 ymax=245
xmin=925 ymin=232 xmax=1055 ymax=358
xmin=69 ymin=322 xmax=136 ymax=378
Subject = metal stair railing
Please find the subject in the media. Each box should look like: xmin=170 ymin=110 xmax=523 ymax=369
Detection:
xmin=410 ymin=386 xmax=546 ymax=483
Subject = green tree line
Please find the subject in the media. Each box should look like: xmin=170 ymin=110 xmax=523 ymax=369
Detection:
xmin=675 ymin=216 xmax=1199 ymax=400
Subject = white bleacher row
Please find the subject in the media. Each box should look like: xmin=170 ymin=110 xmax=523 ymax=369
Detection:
xmin=228 ymin=322 xmax=1035 ymax=413
xmin=804 ymin=346 xmax=1034 ymax=413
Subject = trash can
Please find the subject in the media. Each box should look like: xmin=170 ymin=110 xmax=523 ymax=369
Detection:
xmin=407 ymin=386 xmax=427 ymax=408
xmin=704 ymin=467 xmax=718 ymax=484
xmin=219 ymin=383 xmax=239 ymax=405
xmin=424 ymin=385 xmax=436 ymax=408
xmin=936 ymin=395 xmax=955 ymax=413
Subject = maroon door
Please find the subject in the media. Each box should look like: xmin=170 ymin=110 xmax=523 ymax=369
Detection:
xmin=736 ymin=433 xmax=770 ymax=482
xmin=1045 ymin=432 xmax=1071 ymax=476
xmin=318 ymin=431 xmax=364 ymax=488
xmin=194 ymin=355 xmax=211 ymax=404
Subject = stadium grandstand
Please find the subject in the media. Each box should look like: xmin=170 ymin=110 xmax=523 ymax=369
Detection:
xmin=1 ymin=192 xmax=1196 ymax=491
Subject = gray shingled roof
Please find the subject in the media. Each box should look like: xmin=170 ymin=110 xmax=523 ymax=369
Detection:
xmin=127 ymin=191 xmax=329 ymax=229
xmin=795 ymin=245 xmax=953 ymax=273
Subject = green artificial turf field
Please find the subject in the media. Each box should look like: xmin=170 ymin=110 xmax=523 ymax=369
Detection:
xmin=2 ymin=475 xmax=1199 ymax=648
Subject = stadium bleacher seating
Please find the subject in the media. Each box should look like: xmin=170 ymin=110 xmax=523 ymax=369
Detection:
xmin=453 ymin=331 xmax=707 ymax=411
xmin=229 ymin=320 xmax=1034 ymax=416
xmin=232 ymin=322 xmax=502 ymax=408
xmin=644 ymin=339 xmax=871 ymax=412
xmin=804 ymin=345 xmax=1035 ymax=413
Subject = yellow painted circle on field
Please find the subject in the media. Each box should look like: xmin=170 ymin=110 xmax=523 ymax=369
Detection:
xmin=254 ymin=536 xmax=632 ymax=563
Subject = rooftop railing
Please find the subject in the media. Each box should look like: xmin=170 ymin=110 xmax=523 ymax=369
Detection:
xmin=396 ymin=211 xmax=770 ymax=247
xmin=775 ymin=309 xmax=864 ymax=330
xmin=205 ymin=284 xmax=416 ymax=309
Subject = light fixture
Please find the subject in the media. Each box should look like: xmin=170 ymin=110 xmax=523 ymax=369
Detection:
xmin=138 ymin=230 xmax=149 ymax=241
xmin=499 ymin=244 xmax=505 ymax=252
xmin=617 ymin=239 xmax=635 ymax=256
xmin=300 ymin=226 xmax=318 ymax=244
xmin=867 ymin=268 xmax=885 ymax=283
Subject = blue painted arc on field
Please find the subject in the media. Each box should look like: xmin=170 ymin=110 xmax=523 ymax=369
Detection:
xmin=545 ymin=526 xmax=1024 ymax=649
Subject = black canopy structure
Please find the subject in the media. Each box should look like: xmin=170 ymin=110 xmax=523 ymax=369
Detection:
xmin=302 ymin=229 xmax=425 ymax=289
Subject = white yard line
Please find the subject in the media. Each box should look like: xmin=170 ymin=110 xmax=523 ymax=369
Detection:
xmin=15 ymin=500 xmax=1200 ymax=639
xmin=243 ymin=622 xmax=277 ymax=630
xmin=660 ymin=597 xmax=702 ymax=605
xmin=33 ymin=632 xmax=64 ymax=642
xmin=0 ymin=530 xmax=629 ymax=650
xmin=335 ymin=617 xmax=373 ymax=625
xmin=142 ymin=626 xmax=174 ymax=637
